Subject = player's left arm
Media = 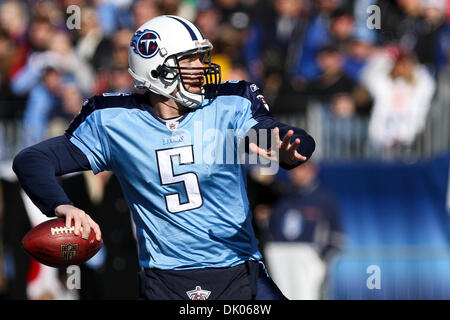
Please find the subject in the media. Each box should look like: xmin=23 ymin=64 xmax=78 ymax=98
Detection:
xmin=250 ymin=118 xmax=315 ymax=169
xmin=238 ymin=82 xmax=315 ymax=169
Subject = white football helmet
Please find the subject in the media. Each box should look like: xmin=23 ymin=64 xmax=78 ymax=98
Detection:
xmin=128 ymin=15 xmax=221 ymax=108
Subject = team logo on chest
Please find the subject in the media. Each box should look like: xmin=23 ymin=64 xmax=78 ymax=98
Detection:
xmin=166 ymin=119 xmax=179 ymax=131
xmin=186 ymin=286 xmax=211 ymax=300
xmin=130 ymin=29 xmax=161 ymax=58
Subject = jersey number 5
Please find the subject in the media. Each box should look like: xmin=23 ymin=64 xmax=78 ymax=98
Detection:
xmin=156 ymin=145 xmax=203 ymax=213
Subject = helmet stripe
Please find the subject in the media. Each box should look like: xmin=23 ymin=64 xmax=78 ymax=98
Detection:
xmin=167 ymin=16 xmax=199 ymax=41
xmin=195 ymin=26 xmax=205 ymax=40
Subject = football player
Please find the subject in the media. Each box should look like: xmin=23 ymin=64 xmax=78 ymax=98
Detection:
xmin=13 ymin=15 xmax=315 ymax=300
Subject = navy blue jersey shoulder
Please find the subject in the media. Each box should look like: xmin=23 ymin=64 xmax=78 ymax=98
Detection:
xmin=66 ymin=92 xmax=150 ymax=135
xmin=206 ymin=81 xmax=272 ymax=120
xmin=214 ymin=80 xmax=253 ymax=98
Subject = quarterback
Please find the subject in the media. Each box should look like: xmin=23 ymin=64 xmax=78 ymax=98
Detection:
xmin=13 ymin=15 xmax=315 ymax=300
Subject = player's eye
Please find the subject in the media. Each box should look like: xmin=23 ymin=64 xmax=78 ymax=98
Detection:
xmin=180 ymin=53 xmax=205 ymax=66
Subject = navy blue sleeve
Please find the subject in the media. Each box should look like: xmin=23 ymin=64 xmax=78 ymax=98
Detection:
xmin=12 ymin=134 xmax=91 ymax=216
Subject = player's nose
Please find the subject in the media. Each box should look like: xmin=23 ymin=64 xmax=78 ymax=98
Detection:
xmin=185 ymin=59 xmax=205 ymax=79
xmin=193 ymin=57 xmax=204 ymax=67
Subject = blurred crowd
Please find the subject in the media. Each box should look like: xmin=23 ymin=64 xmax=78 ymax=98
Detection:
xmin=0 ymin=0 xmax=448 ymax=153
xmin=0 ymin=0 xmax=450 ymax=300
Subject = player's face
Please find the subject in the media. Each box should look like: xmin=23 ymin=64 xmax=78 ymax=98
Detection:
xmin=178 ymin=53 xmax=205 ymax=94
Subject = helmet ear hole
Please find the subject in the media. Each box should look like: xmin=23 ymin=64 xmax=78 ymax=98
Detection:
xmin=151 ymin=70 xmax=159 ymax=78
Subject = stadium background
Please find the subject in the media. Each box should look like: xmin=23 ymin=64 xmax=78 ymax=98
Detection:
xmin=0 ymin=0 xmax=449 ymax=300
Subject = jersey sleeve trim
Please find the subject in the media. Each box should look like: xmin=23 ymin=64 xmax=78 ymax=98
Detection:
xmin=69 ymin=134 xmax=102 ymax=174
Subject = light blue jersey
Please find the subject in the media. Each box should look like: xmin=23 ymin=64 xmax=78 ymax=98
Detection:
xmin=67 ymin=81 xmax=272 ymax=270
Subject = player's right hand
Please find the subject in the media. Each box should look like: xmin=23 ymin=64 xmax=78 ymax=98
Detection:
xmin=55 ymin=204 xmax=102 ymax=241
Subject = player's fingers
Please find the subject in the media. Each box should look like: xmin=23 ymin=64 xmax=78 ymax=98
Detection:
xmin=290 ymin=138 xmax=300 ymax=150
xmin=289 ymin=138 xmax=301 ymax=159
xmin=273 ymin=127 xmax=281 ymax=147
xmin=281 ymin=130 xmax=293 ymax=150
xmin=249 ymin=142 xmax=269 ymax=157
xmin=294 ymin=151 xmax=307 ymax=162
xmin=73 ymin=212 xmax=83 ymax=236
xmin=87 ymin=215 xmax=102 ymax=241
xmin=248 ymin=142 xmax=260 ymax=155
xmin=65 ymin=212 xmax=73 ymax=229
xmin=249 ymin=142 xmax=273 ymax=161
xmin=81 ymin=214 xmax=91 ymax=240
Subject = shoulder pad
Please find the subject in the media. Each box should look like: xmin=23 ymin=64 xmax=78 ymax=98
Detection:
xmin=66 ymin=92 xmax=149 ymax=135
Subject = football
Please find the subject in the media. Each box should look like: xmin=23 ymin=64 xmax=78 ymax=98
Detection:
xmin=22 ymin=217 xmax=103 ymax=268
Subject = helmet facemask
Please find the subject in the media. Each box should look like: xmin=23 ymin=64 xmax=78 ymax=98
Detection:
xmin=155 ymin=44 xmax=221 ymax=108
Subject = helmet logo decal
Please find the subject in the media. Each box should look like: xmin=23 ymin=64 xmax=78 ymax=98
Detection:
xmin=130 ymin=29 xmax=161 ymax=59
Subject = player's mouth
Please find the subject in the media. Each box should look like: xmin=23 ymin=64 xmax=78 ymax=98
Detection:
xmin=183 ymin=78 xmax=204 ymax=93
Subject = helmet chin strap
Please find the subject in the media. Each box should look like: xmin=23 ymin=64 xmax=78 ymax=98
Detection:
xmin=173 ymin=84 xmax=203 ymax=109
